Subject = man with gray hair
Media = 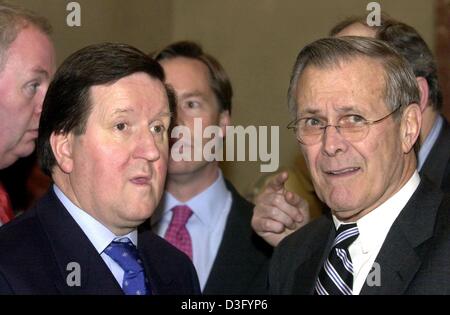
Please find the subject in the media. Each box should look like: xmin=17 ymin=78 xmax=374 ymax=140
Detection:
xmin=0 ymin=2 xmax=55 ymax=224
xmin=269 ymin=37 xmax=450 ymax=295
xmin=252 ymin=15 xmax=450 ymax=247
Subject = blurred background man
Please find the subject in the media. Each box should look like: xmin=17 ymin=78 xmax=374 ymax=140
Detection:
xmin=0 ymin=2 xmax=55 ymax=224
xmin=151 ymin=41 xmax=273 ymax=294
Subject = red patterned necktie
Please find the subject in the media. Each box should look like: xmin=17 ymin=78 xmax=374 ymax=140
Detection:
xmin=164 ymin=205 xmax=193 ymax=260
xmin=0 ymin=183 xmax=14 ymax=224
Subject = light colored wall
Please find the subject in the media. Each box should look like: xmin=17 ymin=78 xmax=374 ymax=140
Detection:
xmin=13 ymin=0 xmax=173 ymax=63
xmin=10 ymin=0 xmax=435 ymax=195
xmin=171 ymin=0 xmax=434 ymax=194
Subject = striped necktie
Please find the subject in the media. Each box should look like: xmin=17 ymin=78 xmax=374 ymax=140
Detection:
xmin=315 ymin=223 xmax=359 ymax=295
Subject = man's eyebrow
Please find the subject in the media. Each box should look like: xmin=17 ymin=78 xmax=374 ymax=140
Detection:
xmin=157 ymin=111 xmax=173 ymax=119
xmin=179 ymin=91 xmax=204 ymax=99
xmin=112 ymin=108 xmax=133 ymax=115
xmin=298 ymin=108 xmax=320 ymax=116
xmin=336 ymin=106 xmax=362 ymax=114
xmin=31 ymin=67 xmax=50 ymax=78
xmin=298 ymin=106 xmax=362 ymax=116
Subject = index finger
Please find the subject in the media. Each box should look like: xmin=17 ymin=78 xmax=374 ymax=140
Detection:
xmin=267 ymin=171 xmax=289 ymax=192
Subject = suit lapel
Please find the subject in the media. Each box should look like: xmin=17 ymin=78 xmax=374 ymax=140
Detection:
xmin=292 ymin=217 xmax=335 ymax=294
xmin=360 ymin=179 xmax=442 ymax=294
xmin=36 ymin=190 xmax=123 ymax=294
xmin=203 ymin=181 xmax=272 ymax=294
xmin=137 ymin=229 xmax=174 ymax=295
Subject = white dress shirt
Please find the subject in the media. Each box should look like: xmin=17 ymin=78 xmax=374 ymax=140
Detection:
xmin=53 ymin=184 xmax=137 ymax=288
xmin=151 ymin=170 xmax=232 ymax=291
xmin=332 ymin=171 xmax=421 ymax=294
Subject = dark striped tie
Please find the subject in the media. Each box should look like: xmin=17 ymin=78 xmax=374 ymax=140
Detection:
xmin=315 ymin=223 xmax=359 ymax=295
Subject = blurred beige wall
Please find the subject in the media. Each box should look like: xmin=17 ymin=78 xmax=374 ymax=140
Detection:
xmin=14 ymin=0 xmax=173 ymax=63
xmin=11 ymin=0 xmax=434 ymax=195
xmin=170 ymin=0 xmax=434 ymax=194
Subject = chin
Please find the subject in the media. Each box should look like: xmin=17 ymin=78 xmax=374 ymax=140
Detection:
xmin=15 ymin=143 xmax=36 ymax=158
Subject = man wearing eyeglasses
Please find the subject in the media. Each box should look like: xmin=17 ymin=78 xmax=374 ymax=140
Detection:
xmin=269 ymin=37 xmax=450 ymax=294
xmin=252 ymin=16 xmax=450 ymax=248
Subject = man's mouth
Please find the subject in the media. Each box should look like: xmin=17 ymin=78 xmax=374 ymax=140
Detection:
xmin=130 ymin=176 xmax=151 ymax=185
xmin=324 ymin=167 xmax=361 ymax=176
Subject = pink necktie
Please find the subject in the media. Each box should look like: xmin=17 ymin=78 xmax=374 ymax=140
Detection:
xmin=0 ymin=183 xmax=14 ymax=224
xmin=164 ymin=205 xmax=193 ymax=260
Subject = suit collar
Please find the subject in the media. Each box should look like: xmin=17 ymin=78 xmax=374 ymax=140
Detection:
xmin=290 ymin=178 xmax=442 ymax=295
xmin=292 ymin=215 xmax=335 ymax=294
xmin=35 ymin=189 xmax=123 ymax=294
xmin=360 ymin=178 xmax=443 ymax=294
xmin=136 ymin=229 xmax=174 ymax=294
xmin=203 ymin=180 xmax=272 ymax=294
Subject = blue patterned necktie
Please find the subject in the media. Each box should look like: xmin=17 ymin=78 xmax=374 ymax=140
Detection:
xmin=315 ymin=223 xmax=359 ymax=295
xmin=105 ymin=238 xmax=150 ymax=295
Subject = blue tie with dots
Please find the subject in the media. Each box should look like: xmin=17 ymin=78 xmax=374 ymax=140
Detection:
xmin=105 ymin=238 xmax=150 ymax=295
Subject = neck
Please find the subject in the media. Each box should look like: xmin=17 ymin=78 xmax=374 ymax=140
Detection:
xmin=166 ymin=162 xmax=220 ymax=202
xmin=419 ymin=107 xmax=438 ymax=145
xmin=338 ymin=154 xmax=417 ymax=223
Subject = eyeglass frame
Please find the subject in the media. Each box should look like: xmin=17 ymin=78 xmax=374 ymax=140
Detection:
xmin=286 ymin=105 xmax=402 ymax=145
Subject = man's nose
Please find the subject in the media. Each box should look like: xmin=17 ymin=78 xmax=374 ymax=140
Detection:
xmin=322 ymin=125 xmax=349 ymax=156
xmin=134 ymin=130 xmax=161 ymax=162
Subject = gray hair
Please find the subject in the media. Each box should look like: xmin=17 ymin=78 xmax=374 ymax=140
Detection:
xmin=330 ymin=14 xmax=443 ymax=111
xmin=287 ymin=37 xmax=420 ymax=118
xmin=0 ymin=1 xmax=52 ymax=70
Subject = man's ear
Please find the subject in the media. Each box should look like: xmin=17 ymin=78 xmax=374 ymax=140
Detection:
xmin=400 ymin=104 xmax=422 ymax=154
xmin=416 ymin=77 xmax=430 ymax=112
xmin=219 ymin=110 xmax=230 ymax=138
xmin=50 ymin=132 xmax=74 ymax=174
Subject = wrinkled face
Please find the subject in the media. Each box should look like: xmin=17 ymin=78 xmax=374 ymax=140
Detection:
xmin=160 ymin=57 xmax=229 ymax=178
xmin=60 ymin=73 xmax=171 ymax=235
xmin=296 ymin=57 xmax=410 ymax=221
xmin=0 ymin=26 xmax=55 ymax=169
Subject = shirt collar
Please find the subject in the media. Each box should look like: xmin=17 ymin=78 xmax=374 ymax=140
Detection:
xmin=333 ymin=170 xmax=420 ymax=253
xmin=418 ymin=115 xmax=444 ymax=170
xmin=153 ymin=169 xmax=230 ymax=226
xmin=53 ymin=184 xmax=138 ymax=254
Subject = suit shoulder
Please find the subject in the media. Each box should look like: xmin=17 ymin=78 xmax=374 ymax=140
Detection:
xmin=0 ymin=207 xmax=43 ymax=255
xmin=225 ymin=180 xmax=273 ymax=256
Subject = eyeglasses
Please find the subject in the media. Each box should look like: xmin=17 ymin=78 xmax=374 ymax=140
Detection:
xmin=287 ymin=106 xmax=401 ymax=145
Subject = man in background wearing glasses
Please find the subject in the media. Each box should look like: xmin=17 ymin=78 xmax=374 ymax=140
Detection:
xmin=269 ymin=37 xmax=450 ymax=295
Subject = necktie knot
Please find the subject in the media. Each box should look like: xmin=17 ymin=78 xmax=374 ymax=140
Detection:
xmin=164 ymin=205 xmax=193 ymax=260
xmin=333 ymin=223 xmax=359 ymax=250
xmin=171 ymin=205 xmax=193 ymax=227
xmin=105 ymin=239 xmax=144 ymax=273
xmin=104 ymin=238 xmax=150 ymax=295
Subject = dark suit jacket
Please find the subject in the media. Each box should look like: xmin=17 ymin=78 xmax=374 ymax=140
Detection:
xmin=269 ymin=178 xmax=450 ymax=294
xmin=420 ymin=117 xmax=450 ymax=193
xmin=202 ymin=181 xmax=273 ymax=294
xmin=0 ymin=189 xmax=200 ymax=295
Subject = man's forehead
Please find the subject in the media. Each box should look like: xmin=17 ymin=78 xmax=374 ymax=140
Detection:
xmin=87 ymin=75 xmax=168 ymax=114
xmin=296 ymin=58 xmax=387 ymax=114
